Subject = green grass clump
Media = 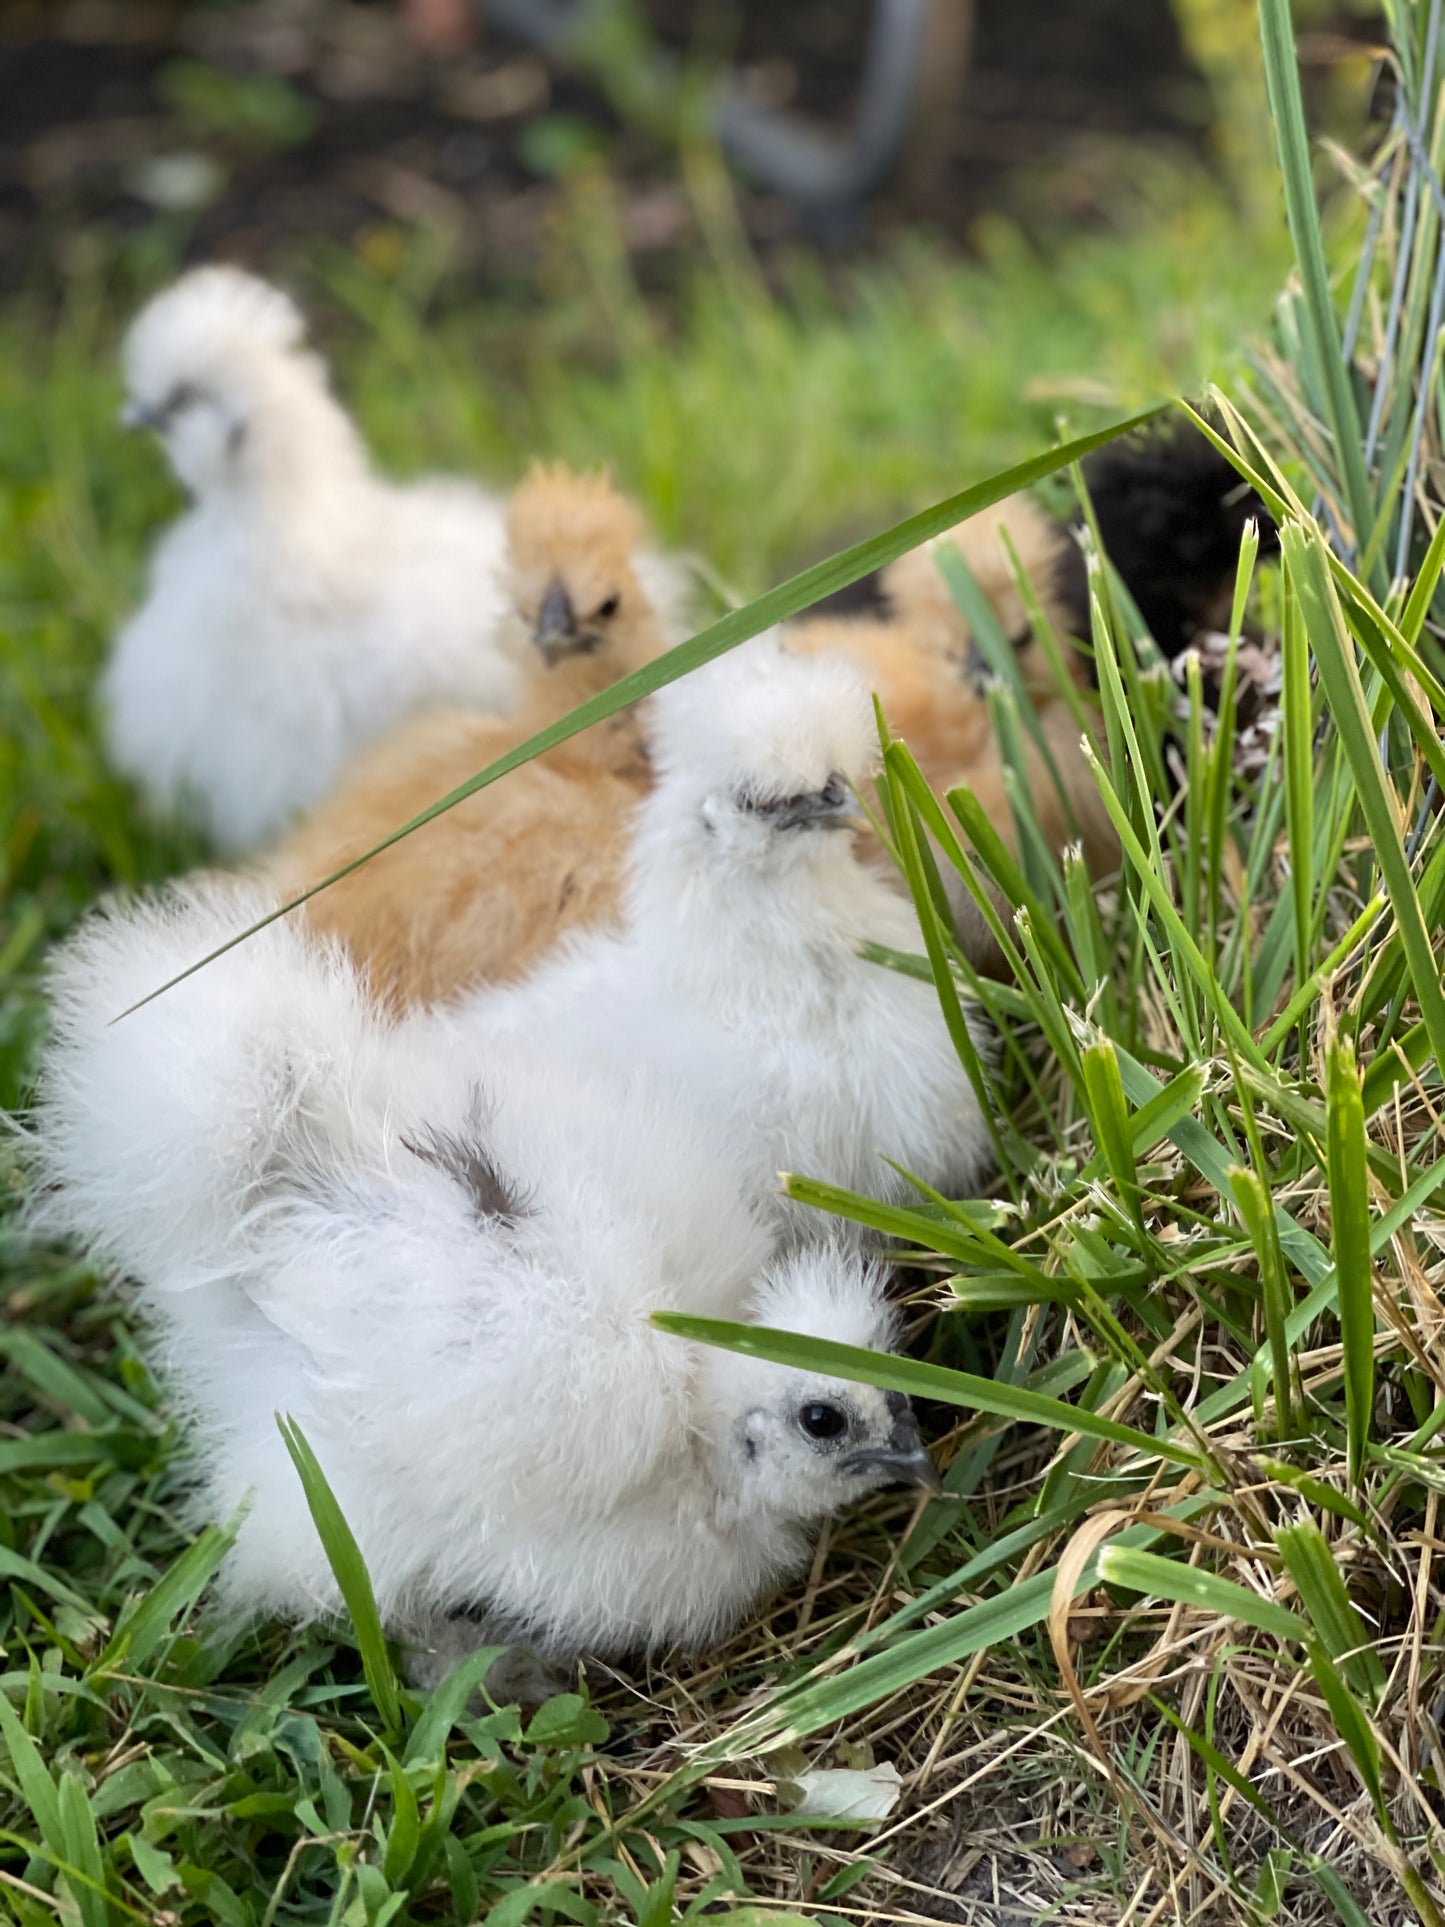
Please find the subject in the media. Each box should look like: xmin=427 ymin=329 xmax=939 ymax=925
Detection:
xmin=12 ymin=8 xmax=1445 ymax=1920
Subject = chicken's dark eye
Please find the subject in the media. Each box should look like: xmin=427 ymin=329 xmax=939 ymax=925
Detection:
xmin=594 ymin=593 xmax=621 ymax=620
xmin=799 ymin=1402 xmax=847 ymax=1441
xmin=162 ymin=381 xmax=201 ymax=422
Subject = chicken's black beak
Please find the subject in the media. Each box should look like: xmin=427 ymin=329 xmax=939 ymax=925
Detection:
xmin=768 ymin=772 xmax=859 ymax=832
xmin=843 ymin=1403 xmax=944 ymax=1495
xmin=534 ymin=576 xmax=578 ymax=662
xmin=121 ymin=399 xmax=162 ymax=433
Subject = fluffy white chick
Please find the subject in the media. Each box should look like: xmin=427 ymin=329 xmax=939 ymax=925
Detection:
xmin=104 ymin=265 xmax=520 ymax=854
xmin=472 ymin=636 xmax=994 ymax=1221
xmin=27 ymin=881 xmax=938 ymax=1675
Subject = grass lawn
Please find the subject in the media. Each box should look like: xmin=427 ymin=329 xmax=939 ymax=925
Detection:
xmin=9 ymin=8 xmax=1445 ymax=1918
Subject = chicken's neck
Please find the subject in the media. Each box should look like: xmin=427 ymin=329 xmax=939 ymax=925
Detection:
xmin=220 ymin=365 xmax=376 ymax=553
xmin=630 ymin=842 xmax=909 ymax=1009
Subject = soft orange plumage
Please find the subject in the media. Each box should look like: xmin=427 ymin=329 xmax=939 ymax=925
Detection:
xmin=259 ymin=466 xmax=673 ymax=1010
xmin=885 ymin=494 xmax=1118 ymax=878
xmin=881 ymin=491 xmax=1063 ymax=661
xmin=790 ymin=496 xmax=1118 ymax=966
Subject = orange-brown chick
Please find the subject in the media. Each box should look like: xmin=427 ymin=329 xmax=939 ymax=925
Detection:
xmin=259 ymin=465 xmax=678 ymax=1010
xmin=883 ymin=494 xmax=1118 ymax=879
xmin=496 ymin=462 xmax=691 ymax=671
xmin=879 ymin=490 xmax=1068 ymax=672
xmin=788 ymin=493 xmax=1118 ymax=968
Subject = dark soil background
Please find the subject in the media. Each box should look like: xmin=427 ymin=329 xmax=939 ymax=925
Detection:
xmin=0 ymin=0 xmax=1382 ymax=303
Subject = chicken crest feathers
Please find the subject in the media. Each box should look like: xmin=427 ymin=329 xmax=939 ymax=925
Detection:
xmin=506 ymin=462 xmax=643 ymax=559
xmin=651 ymin=637 xmax=879 ymax=803
xmin=123 ymin=266 xmax=308 ymax=405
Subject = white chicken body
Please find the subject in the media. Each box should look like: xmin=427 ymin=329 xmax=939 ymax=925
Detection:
xmin=30 ymin=884 xmax=928 ymax=1663
xmin=104 ymin=268 xmax=518 ymax=853
xmin=469 ymin=637 xmax=993 ymax=1222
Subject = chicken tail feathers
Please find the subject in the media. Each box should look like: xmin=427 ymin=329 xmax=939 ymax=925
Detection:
xmin=21 ymin=880 xmax=379 ymax=1293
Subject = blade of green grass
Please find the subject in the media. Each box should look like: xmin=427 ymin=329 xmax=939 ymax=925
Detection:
xmin=1259 ymin=893 xmax=1386 ymax=1056
xmin=1306 ymin=1645 xmax=1386 ymax=1820
xmin=1275 ymin=1520 xmax=1386 ymax=1704
xmin=111 ymin=412 xmax=1161 ymax=1020
xmin=1229 ymin=1164 xmax=1295 ymax=1439
xmin=650 ymin=1314 xmax=1208 ymax=1471
xmin=1325 ymin=1034 xmax=1376 ymax=1491
xmin=57 ymin=1770 xmax=110 ymax=1927
xmin=1280 ymin=522 xmax=1445 ymax=1077
xmin=277 ymin=1414 xmax=405 ymax=1737
xmin=89 ymin=1519 xmax=236 ymax=1677
xmin=1281 ymin=578 xmax=1314 ymax=1004
xmin=1081 ymin=741 xmax=1270 ymax=1074
xmin=1258 ymin=0 xmax=1376 ymax=566
xmin=705 ymin=1500 xmax=1213 ymax=1755
xmin=878 ymin=752 xmax=1010 ymax=1177
xmin=0 ymin=1683 xmax=63 ymax=1859
xmin=1099 ymin=1546 xmax=1303 ymax=1641
xmin=1079 ymin=1035 xmax=1143 ymax=1232
xmin=1150 ymin=1695 xmax=1287 ymax=1834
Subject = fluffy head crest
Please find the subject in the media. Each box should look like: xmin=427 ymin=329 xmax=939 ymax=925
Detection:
xmin=690 ymin=1242 xmax=896 ymax=1421
xmin=650 ymin=636 xmax=879 ymax=809
xmin=123 ymin=267 xmax=307 ymax=406
xmin=506 ymin=463 xmax=645 ymax=566
xmin=749 ymin=1243 xmax=897 ymax=1352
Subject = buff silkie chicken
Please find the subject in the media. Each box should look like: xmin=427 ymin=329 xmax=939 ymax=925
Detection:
xmin=27 ymin=881 xmax=937 ymax=1683
xmin=259 ymin=464 xmax=688 ymax=1008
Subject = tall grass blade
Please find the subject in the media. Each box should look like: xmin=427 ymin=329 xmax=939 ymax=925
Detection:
xmin=878 ymin=752 xmax=1010 ymax=1175
xmin=112 ymin=414 xmax=1161 ymax=1019
xmin=1229 ymin=1164 xmax=1295 ymax=1438
xmin=0 ymin=1685 xmax=63 ymax=1858
xmin=651 ymin=1314 xmax=1208 ymax=1471
xmin=709 ymin=1504 xmax=1212 ymax=1753
xmin=1281 ymin=578 xmax=1314 ymax=1001
xmin=1325 ymin=1035 xmax=1376 ymax=1491
xmin=1149 ymin=1695 xmax=1285 ymax=1832
xmin=1259 ymin=893 xmax=1387 ymax=1056
xmin=1079 ymin=1036 xmax=1143 ymax=1231
xmin=56 ymin=1770 xmax=110 ymax=1927
xmin=1258 ymin=0 xmax=1375 ymax=564
xmin=277 ymin=1413 xmax=405 ymax=1736
xmin=90 ymin=1519 xmax=236 ymax=1676
xmin=1306 ymin=1645 xmax=1386 ymax=1821
xmin=1098 ymin=1546 xmax=1303 ymax=1641
xmin=1081 ymin=742 xmax=1268 ymax=1071
xmin=1281 ymin=522 xmax=1445 ymax=1075
xmin=1275 ymin=1521 xmax=1387 ymax=1703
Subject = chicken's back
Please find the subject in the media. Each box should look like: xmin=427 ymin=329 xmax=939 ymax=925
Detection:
xmin=103 ymin=508 xmax=363 ymax=853
xmin=786 ymin=614 xmax=995 ymax=772
xmin=360 ymin=474 xmax=520 ymax=717
xmin=186 ymin=1023 xmax=774 ymax=1633
xmin=882 ymin=490 xmax=1073 ymax=661
xmin=262 ymin=702 xmax=648 ymax=1009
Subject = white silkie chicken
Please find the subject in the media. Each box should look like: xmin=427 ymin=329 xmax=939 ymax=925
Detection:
xmin=105 ymin=266 xmax=516 ymax=852
xmin=469 ymin=635 xmax=994 ymax=1224
xmin=27 ymin=882 xmax=938 ymax=1677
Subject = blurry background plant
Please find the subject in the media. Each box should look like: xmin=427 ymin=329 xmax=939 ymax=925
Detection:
xmin=0 ymin=0 xmax=1374 ymax=286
